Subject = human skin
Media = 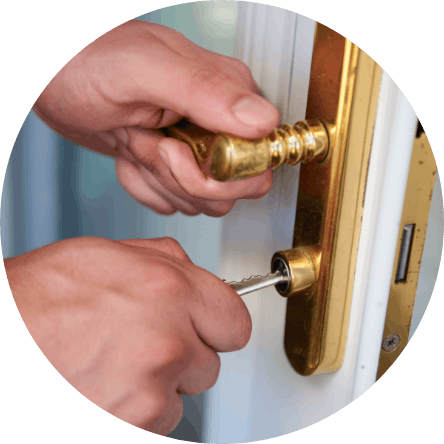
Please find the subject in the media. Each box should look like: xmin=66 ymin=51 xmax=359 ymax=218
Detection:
xmin=7 ymin=19 xmax=280 ymax=435
xmin=5 ymin=237 xmax=251 ymax=435
xmin=34 ymin=19 xmax=280 ymax=216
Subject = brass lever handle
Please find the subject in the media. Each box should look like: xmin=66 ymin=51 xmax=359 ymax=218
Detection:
xmin=166 ymin=119 xmax=329 ymax=181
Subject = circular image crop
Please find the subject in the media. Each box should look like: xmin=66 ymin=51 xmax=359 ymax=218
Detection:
xmin=1 ymin=1 xmax=442 ymax=443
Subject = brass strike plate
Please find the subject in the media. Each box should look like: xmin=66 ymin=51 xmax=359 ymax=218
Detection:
xmin=376 ymin=129 xmax=437 ymax=380
xmin=283 ymin=25 xmax=383 ymax=375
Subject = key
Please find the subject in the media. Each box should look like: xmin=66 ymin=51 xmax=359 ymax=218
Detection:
xmin=225 ymin=258 xmax=290 ymax=296
xmin=225 ymin=258 xmax=289 ymax=296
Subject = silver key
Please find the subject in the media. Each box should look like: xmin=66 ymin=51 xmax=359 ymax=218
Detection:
xmin=227 ymin=271 xmax=287 ymax=296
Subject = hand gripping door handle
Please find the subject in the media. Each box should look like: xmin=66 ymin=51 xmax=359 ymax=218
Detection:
xmin=166 ymin=119 xmax=329 ymax=181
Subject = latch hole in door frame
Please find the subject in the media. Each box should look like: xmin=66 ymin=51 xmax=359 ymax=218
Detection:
xmin=395 ymin=223 xmax=415 ymax=283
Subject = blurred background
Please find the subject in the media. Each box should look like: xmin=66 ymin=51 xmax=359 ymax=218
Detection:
xmin=0 ymin=2 xmax=238 ymax=440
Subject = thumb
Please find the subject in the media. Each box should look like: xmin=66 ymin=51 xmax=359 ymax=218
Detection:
xmin=133 ymin=43 xmax=280 ymax=138
xmin=177 ymin=67 xmax=280 ymax=138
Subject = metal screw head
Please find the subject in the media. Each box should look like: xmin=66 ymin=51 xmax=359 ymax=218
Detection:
xmin=382 ymin=334 xmax=401 ymax=352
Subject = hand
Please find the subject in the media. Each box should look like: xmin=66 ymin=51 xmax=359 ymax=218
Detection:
xmin=5 ymin=236 xmax=251 ymax=435
xmin=34 ymin=20 xmax=280 ymax=216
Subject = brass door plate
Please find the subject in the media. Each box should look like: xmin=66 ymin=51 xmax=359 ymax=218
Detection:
xmin=284 ymin=25 xmax=383 ymax=375
xmin=376 ymin=130 xmax=437 ymax=380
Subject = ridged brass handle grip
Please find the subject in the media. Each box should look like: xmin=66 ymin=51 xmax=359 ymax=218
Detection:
xmin=166 ymin=119 xmax=329 ymax=181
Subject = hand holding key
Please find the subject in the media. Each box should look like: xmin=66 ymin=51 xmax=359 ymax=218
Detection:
xmin=5 ymin=237 xmax=251 ymax=435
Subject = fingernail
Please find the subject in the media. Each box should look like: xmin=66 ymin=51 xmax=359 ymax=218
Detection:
xmin=112 ymin=127 xmax=129 ymax=146
xmin=158 ymin=146 xmax=171 ymax=168
xmin=97 ymin=132 xmax=118 ymax=148
xmin=232 ymin=96 xmax=276 ymax=126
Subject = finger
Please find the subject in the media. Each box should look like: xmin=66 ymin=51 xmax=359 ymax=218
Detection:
xmin=111 ymin=127 xmax=130 ymax=146
xmin=123 ymin=127 xmax=205 ymax=215
xmin=197 ymin=200 xmax=236 ymax=218
xmin=153 ymin=109 xmax=183 ymax=129
xmin=194 ymin=199 xmax=236 ymax=218
xmin=218 ymin=57 xmax=262 ymax=94
xmin=127 ymin=41 xmax=280 ymax=138
xmin=147 ymin=24 xmax=261 ymax=94
xmin=115 ymin=157 xmax=176 ymax=215
xmin=117 ymin=237 xmax=192 ymax=262
xmin=188 ymin=269 xmax=253 ymax=353
xmin=134 ymin=158 xmax=237 ymax=217
xmin=157 ymin=138 xmax=273 ymax=201
xmin=172 ymin=65 xmax=279 ymax=138
xmin=123 ymin=128 xmax=268 ymax=214
xmin=135 ymin=164 xmax=202 ymax=216
xmin=116 ymin=133 xmax=199 ymax=218
xmin=176 ymin=340 xmax=220 ymax=395
xmin=111 ymin=386 xmax=183 ymax=435
xmin=166 ymin=65 xmax=279 ymax=138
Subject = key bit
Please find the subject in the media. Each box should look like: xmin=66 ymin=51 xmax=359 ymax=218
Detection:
xmin=227 ymin=270 xmax=288 ymax=296
xmin=226 ymin=257 xmax=289 ymax=296
xmin=224 ymin=248 xmax=320 ymax=297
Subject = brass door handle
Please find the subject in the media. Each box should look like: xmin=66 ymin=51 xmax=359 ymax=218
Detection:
xmin=166 ymin=119 xmax=329 ymax=181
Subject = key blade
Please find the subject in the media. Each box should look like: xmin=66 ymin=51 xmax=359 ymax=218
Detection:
xmin=227 ymin=270 xmax=287 ymax=296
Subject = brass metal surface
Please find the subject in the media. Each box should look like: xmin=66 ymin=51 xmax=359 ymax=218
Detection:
xmin=272 ymin=246 xmax=319 ymax=297
xmin=167 ymin=122 xmax=214 ymax=171
xmin=168 ymin=24 xmax=385 ymax=377
xmin=166 ymin=119 xmax=329 ymax=181
xmin=284 ymin=25 xmax=383 ymax=375
xmin=377 ymin=131 xmax=437 ymax=380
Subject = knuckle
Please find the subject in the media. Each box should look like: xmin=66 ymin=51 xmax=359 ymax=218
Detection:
xmin=180 ymin=353 xmax=221 ymax=395
xmin=231 ymin=58 xmax=253 ymax=77
xmin=204 ymin=354 xmax=221 ymax=390
xmin=231 ymin=308 xmax=253 ymax=351
xmin=161 ymin=237 xmax=190 ymax=261
xmin=137 ymin=153 xmax=159 ymax=174
xmin=218 ymin=200 xmax=236 ymax=214
xmin=147 ymin=393 xmax=171 ymax=422
xmin=188 ymin=68 xmax=233 ymax=93
xmin=228 ymin=59 xmax=258 ymax=91
xmin=142 ymin=392 xmax=183 ymax=435
xmin=151 ymin=337 xmax=193 ymax=372
xmin=204 ymin=200 xmax=236 ymax=217
xmin=157 ymin=267 xmax=189 ymax=296
xmin=257 ymin=173 xmax=273 ymax=197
